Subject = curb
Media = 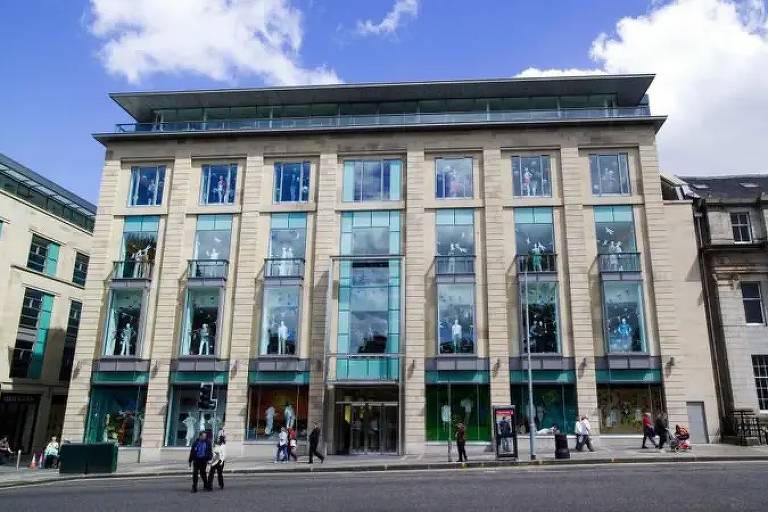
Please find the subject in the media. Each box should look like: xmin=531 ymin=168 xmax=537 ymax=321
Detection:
xmin=2 ymin=455 xmax=768 ymax=489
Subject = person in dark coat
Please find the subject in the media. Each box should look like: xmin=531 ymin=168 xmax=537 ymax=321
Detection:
xmin=642 ymin=412 xmax=658 ymax=449
xmin=188 ymin=431 xmax=212 ymax=492
xmin=455 ymin=422 xmax=468 ymax=462
xmin=308 ymin=422 xmax=325 ymax=464
xmin=654 ymin=412 xmax=668 ymax=451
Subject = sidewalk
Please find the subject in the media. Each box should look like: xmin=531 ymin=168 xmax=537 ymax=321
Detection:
xmin=2 ymin=443 xmax=768 ymax=489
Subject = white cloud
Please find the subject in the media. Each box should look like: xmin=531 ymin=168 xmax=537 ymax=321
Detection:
xmin=520 ymin=0 xmax=768 ymax=175
xmin=88 ymin=0 xmax=340 ymax=85
xmin=357 ymin=0 xmax=419 ymax=36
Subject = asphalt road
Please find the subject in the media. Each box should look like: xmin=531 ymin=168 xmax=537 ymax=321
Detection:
xmin=1 ymin=461 xmax=766 ymax=511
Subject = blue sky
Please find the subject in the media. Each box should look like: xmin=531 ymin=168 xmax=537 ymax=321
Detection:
xmin=1 ymin=0 xmax=766 ymax=203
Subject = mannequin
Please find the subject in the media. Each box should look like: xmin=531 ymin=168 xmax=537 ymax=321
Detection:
xmin=523 ymin=169 xmax=533 ymax=196
xmin=617 ymin=318 xmax=632 ymax=351
xmin=447 ymin=243 xmax=457 ymax=274
xmin=265 ymin=406 xmax=276 ymax=436
xmin=199 ymin=324 xmax=211 ymax=356
xmin=215 ymin=175 xmax=226 ymax=203
xmin=132 ymin=413 xmax=143 ymax=446
xmin=279 ymin=247 xmax=290 ymax=276
xmin=277 ymin=320 xmax=289 ymax=355
xmin=441 ymin=403 xmax=451 ymax=431
xmin=607 ymin=241 xmax=618 ymax=271
xmin=183 ymin=414 xmax=197 ymax=447
xmin=102 ymin=414 xmax=111 ymax=442
xmin=460 ymin=397 xmax=473 ymax=425
xmin=286 ymin=247 xmax=295 ymax=274
xmin=209 ymin=415 xmax=221 ymax=439
xmin=614 ymin=241 xmax=624 ymax=271
xmin=284 ymin=403 xmax=295 ymax=429
xmin=132 ymin=247 xmax=144 ymax=278
xmin=119 ymin=323 xmax=134 ymax=356
xmin=451 ymin=319 xmax=462 ymax=352
xmin=199 ymin=413 xmax=209 ymax=434
xmin=147 ymin=178 xmax=156 ymax=204
xmin=530 ymin=242 xmax=543 ymax=272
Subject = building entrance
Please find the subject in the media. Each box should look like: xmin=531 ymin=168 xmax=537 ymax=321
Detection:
xmin=335 ymin=401 xmax=398 ymax=454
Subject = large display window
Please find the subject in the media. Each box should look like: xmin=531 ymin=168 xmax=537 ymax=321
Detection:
xmin=260 ymin=286 xmax=300 ymax=355
xmin=515 ymin=207 xmax=555 ymax=262
xmin=86 ymin=386 xmax=147 ymax=446
xmin=597 ymin=384 xmax=664 ymax=434
xmin=510 ymin=384 xmax=577 ymax=434
xmin=269 ymin=213 xmax=307 ymax=262
xmin=437 ymin=283 xmax=475 ymax=354
xmin=129 ymin=165 xmax=165 ymax=206
xmin=166 ymin=386 xmax=227 ymax=446
xmin=435 ymin=157 xmax=473 ymax=199
xmin=341 ymin=211 xmax=400 ymax=256
xmin=595 ymin=206 xmax=637 ymax=272
xmin=180 ymin=288 xmax=221 ymax=356
xmin=520 ymin=282 xmax=559 ymax=353
xmin=194 ymin=214 xmax=232 ymax=262
xmin=103 ymin=289 xmax=143 ymax=357
xmin=512 ymin=155 xmax=551 ymax=197
xmin=342 ymin=159 xmax=401 ymax=202
xmin=273 ymin=161 xmax=310 ymax=204
xmin=120 ymin=216 xmax=158 ymax=278
xmin=425 ymin=384 xmax=490 ymax=441
xmin=246 ymin=386 xmax=308 ymax=441
xmin=602 ymin=281 xmax=647 ymax=353
xmin=590 ymin=153 xmax=630 ymax=196
xmin=436 ymin=209 xmax=474 ymax=274
xmin=200 ymin=163 xmax=237 ymax=205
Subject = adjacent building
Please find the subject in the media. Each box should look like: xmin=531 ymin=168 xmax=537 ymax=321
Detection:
xmin=61 ymin=75 xmax=719 ymax=461
xmin=0 ymin=153 xmax=95 ymax=454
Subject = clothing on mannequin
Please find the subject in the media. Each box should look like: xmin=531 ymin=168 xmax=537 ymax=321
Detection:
xmin=460 ymin=397 xmax=473 ymax=425
xmin=215 ymin=176 xmax=226 ymax=203
xmin=199 ymin=324 xmax=212 ymax=355
xmin=277 ymin=321 xmax=289 ymax=354
xmin=119 ymin=323 xmax=134 ymax=356
xmin=183 ymin=414 xmax=197 ymax=447
xmin=451 ymin=319 xmax=462 ymax=352
xmin=265 ymin=406 xmax=275 ymax=436
xmin=284 ymin=404 xmax=295 ymax=429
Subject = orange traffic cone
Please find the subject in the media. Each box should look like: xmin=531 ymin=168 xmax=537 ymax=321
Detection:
xmin=29 ymin=453 xmax=37 ymax=469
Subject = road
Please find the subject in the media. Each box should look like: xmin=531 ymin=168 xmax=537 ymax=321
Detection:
xmin=1 ymin=461 xmax=766 ymax=511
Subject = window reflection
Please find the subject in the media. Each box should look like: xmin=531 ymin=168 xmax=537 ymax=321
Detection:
xmin=103 ymin=289 xmax=143 ymax=357
xmin=512 ymin=156 xmax=551 ymax=197
xmin=200 ymin=164 xmax=237 ymax=205
xmin=246 ymin=386 xmax=308 ymax=441
xmin=180 ymin=288 xmax=220 ymax=356
xmin=86 ymin=386 xmax=146 ymax=446
xmin=121 ymin=216 xmax=158 ymax=279
xmin=437 ymin=283 xmax=475 ymax=354
xmin=194 ymin=215 xmax=232 ymax=261
xmin=269 ymin=213 xmax=307 ymax=260
xmin=590 ymin=154 xmax=630 ymax=195
xmin=436 ymin=157 xmax=473 ymax=199
xmin=342 ymin=159 xmax=401 ymax=202
xmin=521 ymin=282 xmax=559 ymax=353
xmin=273 ymin=162 xmax=310 ymax=203
xmin=340 ymin=211 xmax=400 ymax=256
xmin=260 ymin=286 xmax=300 ymax=355
xmin=598 ymin=385 xmax=664 ymax=434
xmin=166 ymin=386 xmax=227 ymax=446
xmin=603 ymin=281 xmax=647 ymax=353
xmin=129 ymin=166 xmax=165 ymax=206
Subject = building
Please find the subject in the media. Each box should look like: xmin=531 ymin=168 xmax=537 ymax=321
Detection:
xmin=0 ymin=153 xmax=95 ymax=455
xmin=670 ymin=175 xmax=768 ymax=432
xmin=61 ymin=75 xmax=719 ymax=461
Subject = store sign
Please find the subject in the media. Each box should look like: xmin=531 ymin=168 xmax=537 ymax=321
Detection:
xmin=493 ymin=405 xmax=518 ymax=459
xmin=1 ymin=393 xmax=40 ymax=404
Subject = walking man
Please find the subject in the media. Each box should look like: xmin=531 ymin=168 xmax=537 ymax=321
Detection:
xmin=642 ymin=412 xmax=658 ymax=449
xmin=575 ymin=415 xmax=595 ymax=452
xmin=655 ymin=412 xmax=668 ymax=451
xmin=188 ymin=431 xmax=212 ymax=492
xmin=455 ymin=422 xmax=468 ymax=462
xmin=308 ymin=422 xmax=325 ymax=464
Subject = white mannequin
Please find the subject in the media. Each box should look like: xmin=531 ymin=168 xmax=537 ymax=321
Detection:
xmin=119 ymin=323 xmax=134 ymax=356
xmin=615 ymin=241 xmax=624 ymax=271
xmin=285 ymin=404 xmax=295 ymax=429
xmin=265 ymin=406 xmax=276 ymax=436
xmin=278 ymin=320 xmax=289 ymax=354
xmin=451 ymin=318 xmax=462 ymax=351
xmin=102 ymin=414 xmax=111 ymax=442
xmin=209 ymin=415 xmax=221 ymax=439
xmin=460 ymin=397 xmax=473 ymax=425
xmin=279 ymin=246 xmax=290 ymax=276
xmin=183 ymin=414 xmax=197 ymax=446
xmin=286 ymin=246 xmax=295 ymax=274
xmin=447 ymin=243 xmax=456 ymax=274
xmin=199 ymin=414 xmax=208 ymax=433
xmin=441 ymin=404 xmax=451 ymax=430
xmin=199 ymin=324 xmax=211 ymax=355
xmin=215 ymin=176 xmax=226 ymax=203
xmin=132 ymin=247 xmax=143 ymax=278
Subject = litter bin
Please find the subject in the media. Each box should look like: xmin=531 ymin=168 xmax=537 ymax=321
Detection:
xmin=554 ymin=433 xmax=570 ymax=460
xmin=59 ymin=443 xmax=118 ymax=474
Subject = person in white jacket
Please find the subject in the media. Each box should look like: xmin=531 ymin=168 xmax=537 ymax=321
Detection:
xmin=207 ymin=435 xmax=226 ymax=490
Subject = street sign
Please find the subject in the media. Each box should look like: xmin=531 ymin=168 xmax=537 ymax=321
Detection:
xmin=493 ymin=405 xmax=518 ymax=459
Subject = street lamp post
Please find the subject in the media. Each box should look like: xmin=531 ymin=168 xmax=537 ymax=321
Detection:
xmin=523 ymin=260 xmax=536 ymax=461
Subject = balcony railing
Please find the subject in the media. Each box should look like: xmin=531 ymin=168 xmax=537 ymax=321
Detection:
xmin=598 ymin=253 xmax=641 ymax=273
xmin=112 ymin=260 xmax=154 ymax=280
xmin=435 ymin=255 xmax=475 ymax=276
xmin=114 ymin=106 xmax=653 ymax=134
xmin=8 ymin=347 xmax=32 ymax=378
xmin=264 ymin=258 xmax=306 ymax=279
xmin=516 ymin=253 xmax=557 ymax=274
xmin=188 ymin=259 xmax=229 ymax=280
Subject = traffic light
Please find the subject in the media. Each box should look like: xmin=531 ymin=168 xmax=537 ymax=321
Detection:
xmin=198 ymin=383 xmax=216 ymax=410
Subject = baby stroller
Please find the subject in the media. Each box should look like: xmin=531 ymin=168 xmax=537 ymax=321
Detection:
xmin=667 ymin=425 xmax=692 ymax=452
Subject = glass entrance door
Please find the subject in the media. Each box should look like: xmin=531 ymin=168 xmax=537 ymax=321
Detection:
xmin=336 ymin=402 xmax=398 ymax=454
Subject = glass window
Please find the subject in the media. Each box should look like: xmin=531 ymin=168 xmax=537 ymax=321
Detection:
xmin=521 ymin=282 xmax=559 ymax=353
xmin=342 ymin=159 xmax=402 ymax=202
xmin=103 ymin=289 xmax=143 ymax=357
xmin=435 ymin=157 xmax=473 ymax=199
xmin=246 ymin=386 xmax=308 ymax=441
xmin=166 ymin=386 xmax=227 ymax=446
xmin=59 ymin=301 xmax=81 ymax=381
xmin=72 ymin=252 xmax=89 ymax=286
xmin=598 ymin=384 xmax=664 ymax=434
xmin=512 ymin=156 xmax=552 ymax=197
xmin=120 ymin=216 xmax=158 ymax=279
xmin=594 ymin=205 xmax=637 ymax=254
xmin=511 ymin=384 xmax=577 ymax=434
xmin=731 ymin=212 xmax=752 ymax=243
xmin=753 ymin=355 xmax=768 ymax=411
xmin=590 ymin=153 xmax=630 ymax=196
xmin=515 ymin=208 xmax=555 ymax=271
xmin=273 ymin=162 xmax=310 ymax=203
xmin=436 ymin=209 xmax=474 ymax=255
xmin=269 ymin=213 xmax=307 ymax=260
xmin=260 ymin=286 xmax=300 ymax=355
xmin=128 ymin=166 xmax=165 ymax=206
xmin=603 ymin=281 xmax=647 ymax=353
xmin=741 ymin=282 xmax=764 ymax=324
xmin=27 ymin=234 xmax=59 ymax=276
xmin=86 ymin=386 xmax=147 ymax=446
xmin=11 ymin=288 xmax=54 ymax=379
xmin=194 ymin=214 xmax=232 ymax=261
xmin=425 ymin=384 xmax=491 ymax=441
xmin=437 ymin=283 xmax=475 ymax=354
xmin=341 ymin=211 xmax=400 ymax=256
xmin=200 ymin=164 xmax=237 ymax=205
xmin=180 ymin=288 xmax=220 ymax=356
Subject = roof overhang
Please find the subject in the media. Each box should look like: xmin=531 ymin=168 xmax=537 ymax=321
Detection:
xmin=111 ymin=74 xmax=656 ymax=122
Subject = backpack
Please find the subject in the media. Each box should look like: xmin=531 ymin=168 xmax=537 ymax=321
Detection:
xmin=195 ymin=440 xmax=207 ymax=459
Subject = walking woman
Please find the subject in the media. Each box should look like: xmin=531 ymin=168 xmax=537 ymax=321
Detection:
xmin=288 ymin=427 xmax=298 ymax=462
xmin=207 ymin=435 xmax=226 ymax=490
xmin=642 ymin=412 xmax=658 ymax=449
xmin=455 ymin=422 xmax=468 ymax=462
xmin=655 ymin=412 xmax=668 ymax=451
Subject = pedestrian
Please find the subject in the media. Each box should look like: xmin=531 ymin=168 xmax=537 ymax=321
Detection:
xmin=573 ymin=415 xmax=582 ymax=450
xmin=308 ymin=422 xmax=325 ymax=464
xmin=188 ymin=431 xmax=212 ymax=492
xmin=0 ymin=436 xmax=12 ymax=466
xmin=288 ymin=427 xmax=298 ymax=462
xmin=43 ymin=436 xmax=59 ymax=469
xmin=275 ymin=426 xmax=288 ymax=463
xmin=207 ymin=435 xmax=226 ymax=490
xmin=575 ymin=415 xmax=595 ymax=452
xmin=655 ymin=412 xmax=668 ymax=451
xmin=641 ymin=412 xmax=658 ymax=449
xmin=455 ymin=422 xmax=468 ymax=462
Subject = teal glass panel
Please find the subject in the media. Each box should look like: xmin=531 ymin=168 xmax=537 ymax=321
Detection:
xmin=436 ymin=209 xmax=454 ymax=225
xmin=341 ymin=213 xmax=353 ymax=233
xmin=343 ymin=161 xmax=356 ymax=202
xmin=515 ymin=208 xmax=535 ymax=224
xmin=613 ymin=205 xmax=634 ymax=222
xmin=603 ymin=281 xmax=647 ymax=353
xmin=166 ymin=385 xmax=227 ymax=446
xmin=271 ymin=213 xmax=290 ymax=229
xmin=390 ymin=210 xmax=400 ymax=230
xmin=340 ymin=234 xmax=352 ymax=256
xmin=593 ymin=206 xmax=615 ymax=223
xmin=425 ymin=384 xmax=491 ymax=441
xmin=353 ymin=211 xmax=371 ymax=227
xmin=288 ymin=212 xmax=307 ymax=228
xmin=85 ymin=386 xmax=146 ymax=445
xmin=388 ymin=160 xmax=401 ymax=201
xmin=196 ymin=215 xmax=217 ymax=231
xmin=43 ymin=242 xmax=59 ymax=276
xmin=372 ymin=210 xmax=390 ymax=227
xmin=533 ymin=207 xmax=553 ymax=223
xmin=510 ymin=384 xmax=577 ymax=434
xmin=454 ymin=209 xmax=474 ymax=225
xmin=28 ymin=293 xmax=54 ymax=379
xmin=388 ymin=232 xmax=400 ymax=254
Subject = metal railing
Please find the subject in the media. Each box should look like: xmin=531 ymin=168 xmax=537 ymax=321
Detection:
xmin=8 ymin=347 xmax=32 ymax=378
xmin=435 ymin=255 xmax=475 ymax=275
xmin=115 ymin=106 xmax=653 ymax=134
xmin=725 ymin=411 xmax=767 ymax=445
xmin=516 ymin=253 xmax=557 ymax=273
xmin=327 ymin=353 xmax=402 ymax=383
xmin=598 ymin=253 xmax=641 ymax=273
xmin=112 ymin=260 xmax=154 ymax=280
xmin=264 ymin=258 xmax=306 ymax=279
xmin=188 ymin=259 xmax=229 ymax=279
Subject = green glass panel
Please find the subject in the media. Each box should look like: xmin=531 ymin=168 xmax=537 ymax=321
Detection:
xmin=341 ymin=213 xmax=353 ymax=233
xmin=197 ymin=215 xmax=217 ymax=231
xmin=353 ymin=211 xmax=371 ymax=227
xmin=436 ymin=209 xmax=455 ymax=225
xmin=613 ymin=205 xmax=634 ymax=222
xmin=515 ymin=208 xmax=535 ymax=224
xmin=371 ymin=210 xmax=389 ymax=227
xmin=593 ymin=206 xmax=614 ymax=223
xmin=44 ymin=243 xmax=59 ymax=276
xmin=271 ymin=213 xmax=290 ymax=229
xmin=389 ymin=232 xmax=400 ymax=254
xmin=389 ymin=210 xmax=401 ymax=230
xmin=343 ymin=161 xmax=355 ymax=202
xmin=425 ymin=384 xmax=491 ymax=441
xmin=533 ymin=207 xmax=553 ymax=224
xmin=388 ymin=160 xmax=401 ymax=201
xmin=454 ymin=209 xmax=474 ymax=225
xmin=340 ymin=233 xmax=352 ymax=255
xmin=288 ymin=212 xmax=307 ymax=228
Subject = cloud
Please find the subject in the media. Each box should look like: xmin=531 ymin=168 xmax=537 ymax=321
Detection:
xmin=357 ymin=0 xmax=419 ymax=36
xmin=519 ymin=0 xmax=768 ymax=175
xmin=88 ymin=0 xmax=340 ymax=85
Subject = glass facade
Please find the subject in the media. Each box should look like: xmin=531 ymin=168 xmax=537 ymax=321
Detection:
xmin=59 ymin=301 xmax=81 ymax=381
xmin=27 ymin=234 xmax=59 ymax=276
xmin=597 ymin=384 xmax=664 ymax=434
xmin=260 ymin=286 xmax=300 ymax=355
xmin=515 ymin=207 xmax=555 ymax=270
xmin=512 ymin=155 xmax=551 ymax=197
xmin=595 ymin=205 xmax=637 ymax=271
xmin=425 ymin=384 xmax=491 ymax=441
xmin=437 ymin=283 xmax=475 ymax=354
xmin=510 ymin=385 xmax=577 ymax=434
xmin=166 ymin=386 xmax=227 ymax=446
xmin=246 ymin=386 xmax=308 ymax=441
xmin=590 ymin=153 xmax=630 ymax=195
xmin=200 ymin=164 xmax=237 ymax=205
xmin=436 ymin=208 xmax=474 ymax=263
xmin=435 ymin=157 xmax=473 ymax=199
xmin=342 ymin=159 xmax=402 ymax=202
xmin=86 ymin=386 xmax=147 ymax=446
xmin=10 ymin=288 xmax=54 ymax=379
xmin=72 ymin=252 xmax=89 ymax=286
xmin=340 ymin=211 xmax=400 ymax=256
xmin=128 ymin=165 xmax=165 ymax=206
xmin=269 ymin=213 xmax=307 ymax=261
xmin=103 ymin=289 xmax=143 ymax=357
xmin=273 ymin=162 xmax=310 ymax=203
xmin=120 ymin=216 xmax=158 ymax=278
xmin=520 ymin=282 xmax=560 ymax=353
xmin=180 ymin=288 xmax=220 ymax=356
xmin=194 ymin=214 xmax=232 ymax=261
xmin=602 ymin=281 xmax=647 ymax=353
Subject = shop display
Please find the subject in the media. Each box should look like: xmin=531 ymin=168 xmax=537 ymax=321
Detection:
xmin=166 ymin=386 xmax=227 ymax=447
xmin=520 ymin=282 xmax=559 ymax=353
xmin=437 ymin=284 xmax=475 ymax=354
xmin=603 ymin=282 xmax=646 ymax=353
xmin=103 ymin=290 xmax=142 ymax=357
xmin=86 ymin=386 xmax=146 ymax=446
xmin=260 ymin=286 xmax=300 ymax=355
xmin=436 ymin=157 xmax=473 ymax=199
xmin=201 ymin=164 xmax=237 ymax=205
xmin=425 ymin=385 xmax=491 ymax=442
xmin=510 ymin=385 xmax=577 ymax=434
xmin=129 ymin=166 xmax=165 ymax=206
xmin=246 ymin=386 xmax=308 ymax=441
xmin=273 ymin=162 xmax=310 ymax=203
xmin=597 ymin=385 xmax=664 ymax=434
xmin=181 ymin=289 xmax=220 ymax=356
xmin=512 ymin=156 xmax=551 ymax=197
xmin=590 ymin=153 xmax=630 ymax=195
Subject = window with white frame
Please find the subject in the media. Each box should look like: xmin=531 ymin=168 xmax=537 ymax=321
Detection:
xmin=752 ymin=355 xmax=768 ymax=411
xmin=273 ymin=162 xmax=310 ymax=203
xmin=128 ymin=166 xmax=165 ymax=206
xmin=731 ymin=212 xmax=752 ymax=243
xmin=589 ymin=153 xmax=630 ymax=196
xmin=200 ymin=164 xmax=237 ymax=205
xmin=741 ymin=281 xmax=764 ymax=324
